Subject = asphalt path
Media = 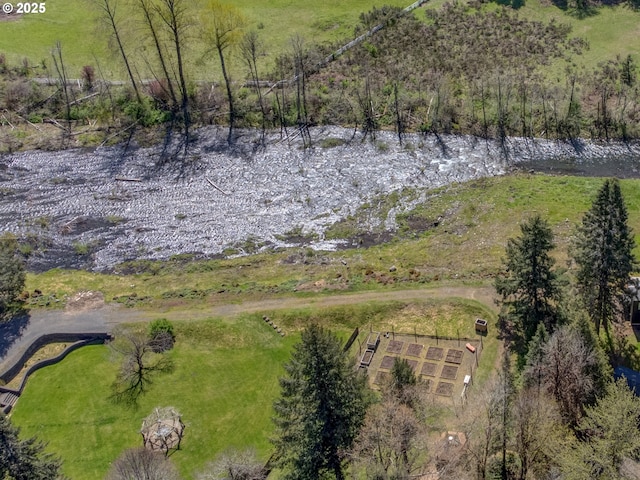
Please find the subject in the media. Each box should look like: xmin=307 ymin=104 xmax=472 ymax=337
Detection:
xmin=0 ymin=285 xmax=496 ymax=378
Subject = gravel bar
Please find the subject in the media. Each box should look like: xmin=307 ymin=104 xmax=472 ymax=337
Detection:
xmin=1 ymin=126 xmax=640 ymax=271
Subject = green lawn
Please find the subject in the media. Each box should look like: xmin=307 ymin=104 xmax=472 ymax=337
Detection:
xmin=11 ymin=315 xmax=295 ymax=479
xmin=10 ymin=299 xmax=497 ymax=479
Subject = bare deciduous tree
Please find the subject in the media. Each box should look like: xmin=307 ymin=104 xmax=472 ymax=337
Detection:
xmin=197 ymin=448 xmax=266 ymax=480
xmin=240 ymin=30 xmax=267 ymax=138
xmin=353 ymin=397 xmax=426 ymax=479
xmin=110 ymin=327 xmax=173 ymax=405
xmin=463 ymin=372 xmax=511 ymax=480
xmin=524 ymin=324 xmax=605 ymax=426
xmin=107 ymin=447 xmax=181 ymax=480
xmin=154 ymin=0 xmax=192 ymax=149
xmin=512 ymin=388 xmax=565 ymax=480
xmin=94 ymin=0 xmax=142 ymax=104
xmin=202 ymin=0 xmax=246 ymax=143
xmin=134 ymin=0 xmax=179 ymax=111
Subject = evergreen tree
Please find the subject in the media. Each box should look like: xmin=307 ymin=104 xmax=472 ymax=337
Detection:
xmin=388 ymin=357 xmax=417 ymax=407
xmin=271 ymin=325 xmax=371 ymax=480
xmin=572 ymin=178 xmax=636 ymax=337
xmin=0 ymin=233 xmax=26 ymax=319
xmin=496 ymin=215 xmax=562 ymax=356
xmin=0 ymin=415 xmax=62 ymax=480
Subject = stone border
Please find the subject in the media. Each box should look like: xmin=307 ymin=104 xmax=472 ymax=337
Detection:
xmin=0 ymin=332 xmax=110 ymax=413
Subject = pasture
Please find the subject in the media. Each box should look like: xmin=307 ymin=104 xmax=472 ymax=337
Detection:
xmin=0 ymin=0 xmax=408 ymax=78
xmin=0 ymin=0 xmax=638 ymax=80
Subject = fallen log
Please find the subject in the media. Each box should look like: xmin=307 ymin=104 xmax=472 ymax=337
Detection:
xmin=205 ymin=177 xmax=230 ymax=195
xmin=115 ymin=176 xmax=142 ymax=182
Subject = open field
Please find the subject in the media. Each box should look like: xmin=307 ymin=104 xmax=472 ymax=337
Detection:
xmin=515 ymin=0 xmax=640 ymax=69
xmin=0 ymin=0 xmax=408 ymax=78
xmin=0 ymin=0 xmax=638 ymax=79
xmin=9 ymin=298 xmax=497 ymax=480
xmin=25 ymin=174 xmax=640 ymax=310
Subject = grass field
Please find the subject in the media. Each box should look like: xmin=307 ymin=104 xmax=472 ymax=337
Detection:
xmin=0 ymin=0 xmax=638 ymax=80
xmin=25 ymin=174 xmax=640 ymax=309
xmin=515 ymin=0 xmax=640 ymax=69
xmin=0 ymin=0 xmax=408 ymax=78
xmin=9 ymin=299 xmax=496 ymax=479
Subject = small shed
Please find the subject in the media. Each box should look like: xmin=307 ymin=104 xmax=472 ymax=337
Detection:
xmin=475 ymin=318 xmax=488 ymax=334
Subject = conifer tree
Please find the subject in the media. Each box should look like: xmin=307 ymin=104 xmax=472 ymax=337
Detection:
xmin=0 ymin=415 xmax=61 ymax=479
xmin=522 ymin=323 xmax=549 ymax=391
xmin=388 ymin=357 xmax=417 ymax=407
xmin=572 ymin=178 xmax=636 ymax=336
xmin=271 ymin=325 xmax=371 ymax=480
xmin=496 ymin=215 xmax=562 ymax=356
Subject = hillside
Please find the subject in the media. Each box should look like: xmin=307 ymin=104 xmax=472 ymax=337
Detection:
xmin=1 ymin=0 xmax=640 ymax=148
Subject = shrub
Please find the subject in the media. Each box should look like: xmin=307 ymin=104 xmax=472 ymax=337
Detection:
xmin=149 ymin=318 xmax=175 ymax=353
xmin=4 ymin=81 xmax=30 ymax=110
xmin=81 ymin=65 xmax=95 ymax=91
xmin=0 ymin=233 xmax=26 ymax=318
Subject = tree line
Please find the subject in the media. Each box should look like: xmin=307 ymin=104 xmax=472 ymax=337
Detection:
xmin=2 ymin=1 xmax=640 ymax=153
xmin=265 ymin=178 xmax=640 ymax=480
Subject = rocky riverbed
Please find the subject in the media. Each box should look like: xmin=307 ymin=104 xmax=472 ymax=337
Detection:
xmin=1 ymin=126 xmax=640 ymax=271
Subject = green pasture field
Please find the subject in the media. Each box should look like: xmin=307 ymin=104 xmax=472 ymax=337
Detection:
xmin=0 ymin=0 xmax=638 ymax=81
xmin=25 ymin=174 xmax=640 ymax=308
xmin=514 ymin=0 xmax=640 ymax=69
xmin=9 ymin=299 xmax=496 ymax=480
xmin=10 ymin=315 xmax=294 ymax=480
xmin=0 ymin=0 xmax=408 ymax=79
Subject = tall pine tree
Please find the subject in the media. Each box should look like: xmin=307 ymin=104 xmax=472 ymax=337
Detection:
xmin=572 ymin=178 xmax=635 ymax=336
xmin=271 ymin=325 xmax=371 ymax=480
xmin=496 ymin=215 xmax=562 ymax=357
xmin=0 ymin=415 xmax=62 ymax=480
